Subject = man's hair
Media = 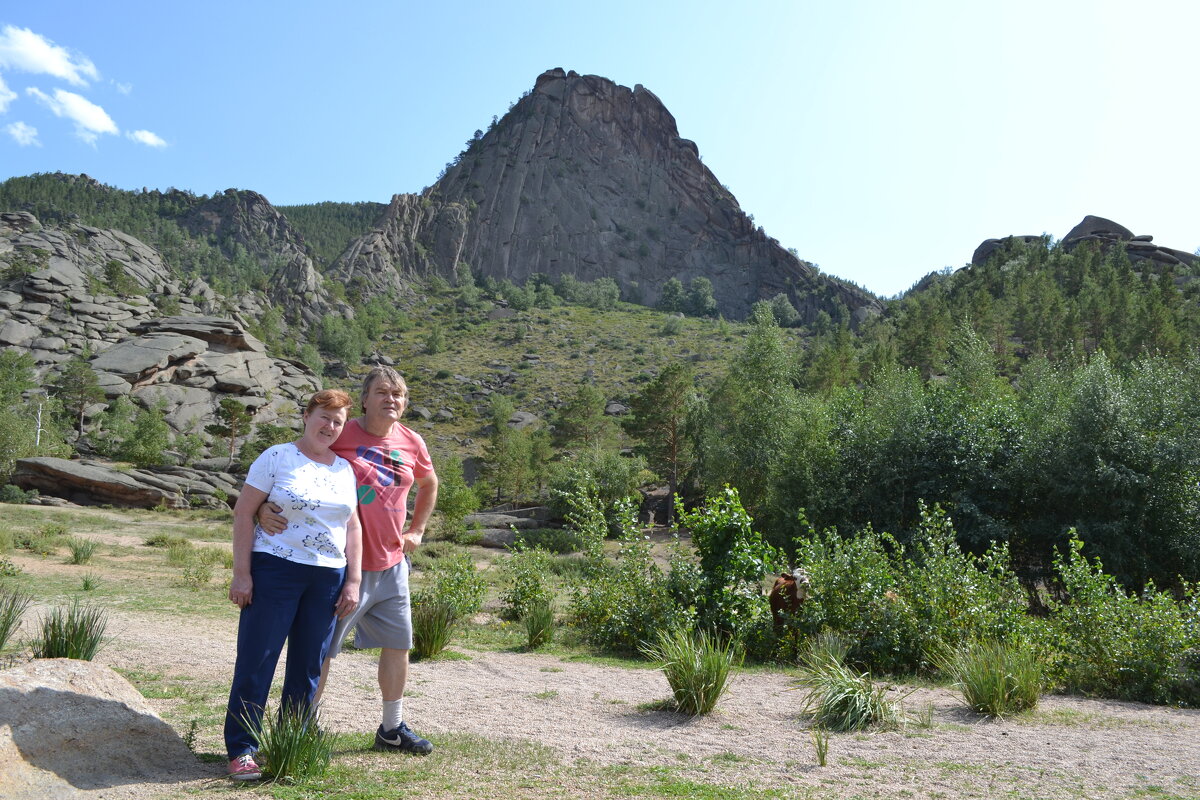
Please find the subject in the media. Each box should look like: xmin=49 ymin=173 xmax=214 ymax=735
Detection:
xmin=360 ymin=366 xmax=408 ymax=414
xmin=305 ymin=388 xmax=353 ymax=416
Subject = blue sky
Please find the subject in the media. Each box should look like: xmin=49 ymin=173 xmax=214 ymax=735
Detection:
xmin=2 ymin=1 xmax=1196 ymax=297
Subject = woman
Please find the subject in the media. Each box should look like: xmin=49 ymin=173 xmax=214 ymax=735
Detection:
xmin=223 ymin=389 xmax=362 ymax=781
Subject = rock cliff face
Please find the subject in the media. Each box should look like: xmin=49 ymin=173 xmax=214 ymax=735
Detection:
xmin=181 ymin=188 xmax=349 ymax=325
xmin=333 ymin=68 xmax=879 ymax=323
xmin=0 ymin=211 xmax=319 ymax=458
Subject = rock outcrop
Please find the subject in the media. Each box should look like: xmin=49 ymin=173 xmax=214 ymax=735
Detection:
xmin=13 ymin=457 xmax=240 ymax=509
xmin=0 ymin=211 xmax=321 ymax=473
xmin=180 ymin=188 xmax=351 ymax=325
xmin=332 ymin=68 xmax=880 ymax=324
xmin=0 ymin=659 xmax=208 ymax=797
xmin=972 ymin=215 xmax=1199 ymax=269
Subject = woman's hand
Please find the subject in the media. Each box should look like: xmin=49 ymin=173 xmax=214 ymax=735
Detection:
xmin=334 ymin=579 xmax=360 ymax=619
xmin=229 ymin=573 xmax=253 ymax=609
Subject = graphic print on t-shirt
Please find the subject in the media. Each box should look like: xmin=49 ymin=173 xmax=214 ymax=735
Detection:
xmin=355 ymin=446 xmax=407 ymax=505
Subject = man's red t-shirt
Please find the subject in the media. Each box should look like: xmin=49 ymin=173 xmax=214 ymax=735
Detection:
xmin=332 ymin=417 xmax=434 ymax=571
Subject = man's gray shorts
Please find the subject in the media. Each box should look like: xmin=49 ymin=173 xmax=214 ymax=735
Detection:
xmin=329 ymin=559 xmax=412 ymax=655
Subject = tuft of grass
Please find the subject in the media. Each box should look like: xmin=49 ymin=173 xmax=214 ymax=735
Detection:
xmin=523 ymin=599 xmax=555 ymax=650
xmin=810 ymin=726 xmax=830 ymax=766
xmin=640 ymin=627 xmax=740 ymax=717
xmin=33 ymin=598 xmax=107 ymax=660
xmin=67 ymin=537 xmax=97 ymax=565
xmin=793 ymin=637 xmax=903 ymax=732
xmin=179 ymin=563 xmax=213 ymax=590
xmin=412 ymin=599 xmax=456 ymax=660
xmin=144 ymin=533 xmax=189 ymax=548
xmin=80 ymin=573 xmax=99 ymax=591
xmin=932 ymin=639 xmax=1042 ymax=717
xmin=166 ymin=540 xmax=195 ymax=566
xmin=239 ymin=700 xmax=333 ymax=784
xmin=0 ymin=587 xmax=32 ymax=652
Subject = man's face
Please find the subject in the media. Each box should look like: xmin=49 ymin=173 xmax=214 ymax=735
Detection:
xmin=363 ymin=380 xmax=407 ymax=427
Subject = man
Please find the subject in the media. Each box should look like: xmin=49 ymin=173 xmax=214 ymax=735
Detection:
xmin=260 ymin=366 xmax=438 ymax=754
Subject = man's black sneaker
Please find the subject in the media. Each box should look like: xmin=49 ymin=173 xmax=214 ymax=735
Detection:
xmin=374 ymin=721 xmax=434 ymax=754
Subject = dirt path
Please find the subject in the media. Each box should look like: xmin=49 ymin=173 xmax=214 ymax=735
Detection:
xmin=88 ymin=605 xmax=1200 ymax=800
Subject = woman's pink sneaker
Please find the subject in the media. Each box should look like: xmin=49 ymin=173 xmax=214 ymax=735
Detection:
xmin=227 ymin=753 xmax=262 ymax=781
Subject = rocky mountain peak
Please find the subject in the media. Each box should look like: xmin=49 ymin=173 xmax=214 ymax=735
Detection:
xmin=333 ymin=69 xmax=879 ymax=323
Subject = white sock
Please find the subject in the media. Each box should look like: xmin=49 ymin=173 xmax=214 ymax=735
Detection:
xmin=382 ymin=698 xmax=404 ymax=730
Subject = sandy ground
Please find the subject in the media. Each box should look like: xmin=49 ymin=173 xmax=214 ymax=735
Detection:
xmin=80 ymin=604 xmax=1200 ymax=800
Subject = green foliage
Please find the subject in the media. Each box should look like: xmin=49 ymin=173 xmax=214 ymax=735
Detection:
xmin=556 ymin=274 xmax=620 ymax=310
xmin=101 ymin=260 xmax=143 ymax=296
xmin=239 ymin=700 xmax=334 ymax=784
xmin=0 ymin=587 xmax=31 ymax=653
xmin=206 ymin=398 xmax=255 ymax=467
xmin=238 ymin=422 xmax=297 ymax=472
xmin=51 ymin=355 xmax=105 ymax=435
xmin=67 ymin=537 xmax=97 ymax=565
xmin=931 ymin=639 xmax=1042 ymax=717
xmin=548 ymin=448 xmax=646 ymax=535
xmin=317 ymin=313 xmax=367 ymax=364
xmin=33 ymin=599 xmax=107 ymax=660
xmin=641 ymin=626 xmax=740 ymax=716
xmin=433 ymin=455 xmax=479 ymax=539
xmin=551 ymin=384 xmax=614 ymax=449
xmin=685 ymin=277 xmax=718 ymax=318
xmin=513 ymin=528 xmax=583 ymax=554
xmin=793 ymin=637 xmax=904 ymax=731
xmin=656 ymin=277 xmax=684 ymax=313
xmin=523 ymin=598 xmax=555 ymax=650
xmin=568 ymin=495 xmax=692 ymax=652
xmin=675 ymin=487 xmax=780 ymax=640
xmin=117 ymin=400 xmax=171 ymax=468
xmin=623 ymin=362 xmax=697 ymax=522
xmin=499 ymin=545 xmax=554 ymax=621
xmin=414 ymin=551 xmax=486 ymax=621
xmin=790 ymin=506 xmax=1030 ymax=673
xmin=277 ymin=201 xmax=385 ymax=268
xmin=412 ymin=599 xmax=457 ymax=659
xmin=1040 ymin=535 xmax=1200 ymax=705
xmin=0 ymin=484 xmax=32 ymax=504
xmin=0 ymin=350 xmax=35 ymax=405
xmin=92 ymin=396 xmax=136 ymax=458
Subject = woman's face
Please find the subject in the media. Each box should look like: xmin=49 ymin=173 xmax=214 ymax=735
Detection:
xmin=301 ymin=404 xmax=348 ymax=452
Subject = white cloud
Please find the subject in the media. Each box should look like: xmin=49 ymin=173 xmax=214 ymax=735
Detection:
xmin=127 ymin=129 xmax=166 ymax=148
xmin=0 ymin=75 xmax=15 ymax=112
xmin=27 ymin=87 xmax=117 ymax=144
xmin=5 ymin=121 xmax=39 ymax=146
xmin=0 ymin=25 xmax=98 ymax=86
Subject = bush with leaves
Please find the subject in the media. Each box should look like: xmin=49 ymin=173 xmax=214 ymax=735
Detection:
xmin=1039 ymin=535 xmax=1200 ymax=705
xmin=548 ymin=447 xmax=648 ymax=536
xmin=675 ymin=487 xmax=780 ymax=640
xmin=413 ymin=551 xmax=487 ymax=621
xmin=499 ymin=544 xmax=554 ymax=622
xmin=567 ymin=492 xmax=691 ymax=652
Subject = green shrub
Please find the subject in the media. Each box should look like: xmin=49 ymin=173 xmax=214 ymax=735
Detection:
xmin=1040 ymin=535 xmax=1200 ymax=705
xmin=239 ymin=700 xmax=333 ymax=784
xmin=932 ymin=639 xmax=1041 ymax=716
xmin=0 ymin=484 xmax=34 ymax=504
xmin=412 ymin=599 xmax=457 ymax=659
xmin=180 ymin=563 xmax=213 ymax=589
xmin=16 ymin=523 xmax=68 ymax=556
xmin=793 ymin=637 xmax=904 ymax=731
xmin=641 ymin=627 xmax=740 ymax=716
xmin=34 ymin=599 xmax=107 ymax=660
xmin=569 ymin=497 xmax=692 ymax=652
xmin=0 ymin=587 xmax=31 ymax=652
xmin=675 ymin=488 xmax=780 ymax=639
xmin=414 ymin=552 xmax=486 ymax=621
xmin=0 ymin=527 xmax=13 ymax=553
xmin=513 ymin=528 xmax=582 ymax=554
xmin=166 ymin=540 xmax=195 ymax=566
xmin=523 ymin=598 xmax=555 ymax=649
xmin=0 ymin=556 xmax=20 ymax=576
xmin=143 ymin=533 xmax=188 ymax=548
xmin=67 ymin=537 xmax=97 ymax=565
xmin=499 ymin=545 xmax=554 ymax=621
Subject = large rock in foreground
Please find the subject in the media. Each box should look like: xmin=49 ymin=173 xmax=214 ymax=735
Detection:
xmin=0 ymin=659 xmax=208 ymax=798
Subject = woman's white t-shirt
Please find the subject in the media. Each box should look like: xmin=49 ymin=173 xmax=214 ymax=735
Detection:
xmin=244 ymin=443 xmax=357 ymax=568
